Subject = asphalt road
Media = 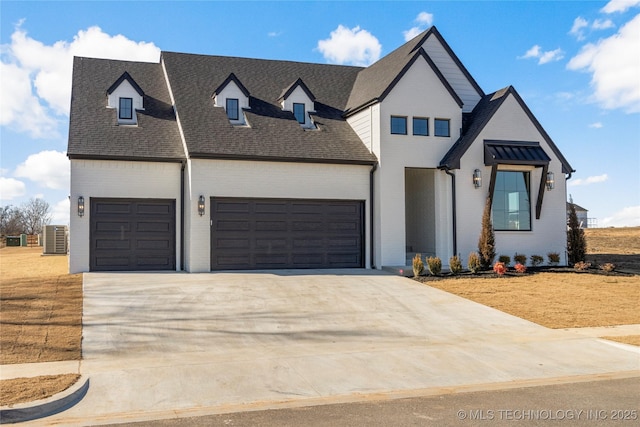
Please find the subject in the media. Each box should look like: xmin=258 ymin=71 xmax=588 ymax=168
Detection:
xmin=105 ymin=377 xmax=639 ymax=427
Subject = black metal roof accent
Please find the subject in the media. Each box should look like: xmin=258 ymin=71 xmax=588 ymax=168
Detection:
xmin=484 ymin=140 xmax=551 ymax=166
xmin=212 ymin=72 xmax=251 ymax=98
xmin=106 ymin=71 xmax=144 ymax=96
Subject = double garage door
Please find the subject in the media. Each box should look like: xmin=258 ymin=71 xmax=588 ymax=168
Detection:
xmin=90 ymin=198 xmax=176 ymax=271
xmin=211 ymin=197 xmax=364 ymax=270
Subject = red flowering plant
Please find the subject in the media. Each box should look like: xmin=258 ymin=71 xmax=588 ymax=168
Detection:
xmin=514 ymin=263 xmax=527 ymax=274
xmin=493 ymin=261 xmax=507 ymax=276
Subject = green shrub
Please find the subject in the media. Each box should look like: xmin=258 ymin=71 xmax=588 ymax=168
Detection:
xmin=449 ymin=255 xmax=463 ymax=275
xmin=530 ymin=255 xmax=544 ymax=267
xmin=567 ymin=202 xmax=587 ymax=265
xmin=426 ymin=256 xmax=442 ymax=276
xmin=547 ymin=252 xmax=560 ymax=266
xmin=477 ymin=197 xmax=496 ymax=270
xmin=467 ymin=252 xmax=481 ymax=274
xmin=514 ymin=253 xmax=527 ymax=265
xmin=498 ymin=255 xmax=511 ymax=265
xmin=412 ymin=253 xmax=424 ymax=277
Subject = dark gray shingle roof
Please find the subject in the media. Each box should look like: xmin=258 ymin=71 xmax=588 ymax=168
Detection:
xmin=161 ymin=52 xmax=376 ymax=164
xmin=67 ymin=57 xmax=185 ymax=161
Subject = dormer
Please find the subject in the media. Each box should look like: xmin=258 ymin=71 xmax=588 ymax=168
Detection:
xmin=278 ymin=78 xmax=316 ymax=129
xmin=212 ymin=73 xmax=250 ymax=126
xmin=106 ymin=72 xmax=144 ymax=125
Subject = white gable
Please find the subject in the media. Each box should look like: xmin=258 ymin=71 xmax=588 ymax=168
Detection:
xmin=107 ymin=79 xmax=143 ymax=125
xmin=422 ymin=35 xmax=481 ymax=113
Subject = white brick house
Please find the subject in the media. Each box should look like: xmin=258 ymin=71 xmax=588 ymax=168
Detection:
xmin=68 ymin=27 xmax=573 ymax=273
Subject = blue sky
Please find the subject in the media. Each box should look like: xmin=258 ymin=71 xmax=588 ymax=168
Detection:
xmin=1 ymin=0 xmax=639 ymax=227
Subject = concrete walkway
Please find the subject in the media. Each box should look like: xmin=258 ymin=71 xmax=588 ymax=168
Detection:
xmin=12 ymin=271 xmax=640 ymax=425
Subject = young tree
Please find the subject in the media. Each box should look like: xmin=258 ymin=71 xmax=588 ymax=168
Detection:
xmin=478 ymin=197 xmax=496 ymax=270
xmin=20 ymin=198 xmax=51 ymax=235
xmin=567 ymin=202 xmax=587 ymax=265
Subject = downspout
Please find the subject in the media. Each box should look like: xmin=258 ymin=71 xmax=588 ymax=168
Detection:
xmin=443 ymin=168 xmax=457 ymax=257
xmin=180 ymin=160 xmax=185 ymax=271
xmin=369 ymin=161 xmax=378 ymax=269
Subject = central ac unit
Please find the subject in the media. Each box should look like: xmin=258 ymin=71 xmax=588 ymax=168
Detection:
xmin=43 ymin=225 xmax=68 ymax=255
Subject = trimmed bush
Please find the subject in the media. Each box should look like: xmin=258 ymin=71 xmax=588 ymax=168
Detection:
xmin=600 ymin=262 xmax=616 ymax=273
xmin=412 ymin=253 xmax=424 ymax=277
xmin=574 ymin=261 xmax=591 ymax=271
xmin=449 ymin=255 xmax=463 ymax=275
xmin=498 ymin=255 xmax=511 ymax=266
xmin=426 ymin=256 xmax=442 ymax=276
xmin=493 ymin=261 xmax=507 ymax=276
xmin=547 ymin=252 xmax=560 ymax=266
xmin=530 ymin=255 xmax=544 ymax=267
xmin=514 ymin=253 xmax=527 ymax=265
xmin=467 ymin=252 xmax=481 ymax=274
xmin=514 ymin=263 xmax=527 ymax=274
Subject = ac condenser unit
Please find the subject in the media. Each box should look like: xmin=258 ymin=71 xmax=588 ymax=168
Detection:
xmin=43 ymin=225 xmax=68 ymax=255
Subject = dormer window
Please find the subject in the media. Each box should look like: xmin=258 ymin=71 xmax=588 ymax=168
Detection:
xmin=106 ymin=71 xmax=144 ymax=125
xmin=119 ymin=98 xmax=133 ymax=120
xmin=213 ymin=73 xmax=250 ymax=126
xmin=293 ymin=103 xmax=305 ymax=124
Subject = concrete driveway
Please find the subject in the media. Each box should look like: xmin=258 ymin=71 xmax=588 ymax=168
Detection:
xmin=39 ymin=270 xmax=639 ymax=425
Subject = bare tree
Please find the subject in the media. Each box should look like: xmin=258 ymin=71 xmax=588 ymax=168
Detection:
xmin=20 ymin=198 xmax=51 ymax=235
xmin=0 ymin=205 xmax=24 ymax=236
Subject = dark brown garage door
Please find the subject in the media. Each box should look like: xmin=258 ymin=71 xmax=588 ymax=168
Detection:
xmin=90 ymin=198 xmax=176 ymax=271
xmin=211 ymin=198 xmax=364 ymax=270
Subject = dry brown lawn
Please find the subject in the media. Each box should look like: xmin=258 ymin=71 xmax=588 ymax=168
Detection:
xmin=0 ymin=228 xmax=638 ymax=405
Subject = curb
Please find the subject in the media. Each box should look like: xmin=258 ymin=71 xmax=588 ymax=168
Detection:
xmin=0 ymin=376 xmax=89 ymax=424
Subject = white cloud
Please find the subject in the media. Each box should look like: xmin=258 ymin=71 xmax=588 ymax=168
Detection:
xmin=570 ymin=17 xmax=589 ymax=40
xmin=403 ymin=12 xmax=434 ymax=41
xmin=1 ymin=23 xmax=160 ymax=138
xmin=568 ymin=174 xmax=609 ymax=186
xmin=600 ymin=205 xmax=640 ymax=227
xmin=601 ymin=0 xmax=640 ymax=14
xmin=267 ymin=31 xmax=282 ymax=37
xmin=317 ymin=25 xmax=381 ymax=66
xmin=519 ymin=45 xmax=564 ymax=64
xmin=588 ymin=121 xmax=603 ymax=128
xmin=14 ymin=150 xmax=69 ymax=190
xmin=592 ymin=19 xmax=615 ymax=30
xmin=0 ymin=177 xmax=26 ymax=201
xmin=50 ymin=197 xmax=70 ymax=226
xmin=567 ymin=14 xmax=640 ymax=113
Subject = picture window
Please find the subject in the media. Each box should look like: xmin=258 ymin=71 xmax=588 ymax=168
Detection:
xmin=434 ymin=118 xmax=450 ymax=137
xmin=413 ymin=117 xmax=429 ymax=136
xmin=391 ymin=116 xmax=407 ymax=135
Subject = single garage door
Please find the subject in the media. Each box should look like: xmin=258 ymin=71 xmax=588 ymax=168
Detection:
xmin=90 ymin=198 xmax=176 ymax=271
xmin=211 ymin=198 xmax=364 ymax=270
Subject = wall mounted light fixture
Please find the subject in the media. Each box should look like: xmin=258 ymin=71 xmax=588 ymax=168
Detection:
xmin=473 ymin=169 xmax=482 ymax=188
xmin=198 ymin=195 xmax=205 ymax=216
xmin=546 ymin=171 xmax=555 ymax=190
xmin=78 ymin=196 xmax=85 ymax=217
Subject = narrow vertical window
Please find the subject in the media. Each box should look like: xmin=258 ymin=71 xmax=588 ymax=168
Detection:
xmin=226 ymin=98 xmax=239 ymax=120
xmin=119 ymin=98 xmax=133 ymax=120
xmin=434 ymin=118 xmax=450 ymax=137
xmin=293 ymin=103 xmax=306 ymax=124
xmin=412 ymin=117 xmax=429 ymax=136
xmin=391 ymin=116 xmax=407 ymax=135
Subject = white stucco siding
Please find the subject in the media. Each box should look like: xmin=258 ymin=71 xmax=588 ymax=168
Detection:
xmin=373 ymin=57 xmax=461 ymax=267
xmin=186 ymin=159 xmax=371 ymax=272
xmin=422 ymin=35 xmax=482 ymax=113
xmin=455 ymin=94 xmax=568 ymax=265
xmin=69 ymin=160 xmax=182 ymax=273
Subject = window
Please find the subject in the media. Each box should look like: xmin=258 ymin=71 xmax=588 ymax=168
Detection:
xmin=413 ymin=117 xmax=429 ymax=136
xmin=434 ymin=118 xmax=450 ymax=137
xmin=226 ymin=98 xmax=239 ymax=121
xmin=293 ymin=103 xmax=306 ymax=124
xmin=119 ymin=98 xmax=133 ymax=120
xmin=391 ymin=116 xmax=407 ymax=135
xmin=492 ymin=171 xmax=531 ymax=231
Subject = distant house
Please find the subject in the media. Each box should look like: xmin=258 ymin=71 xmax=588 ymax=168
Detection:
xmin=67 ymin=26 xmax=574 ymax=273
xmin=567 ymin=202 xmax=589 ymax=228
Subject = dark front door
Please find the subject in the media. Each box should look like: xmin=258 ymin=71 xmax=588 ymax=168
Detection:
xmin=90 ymin=198 xmax=176 ymax=271
xmin=211 ymin=197 xmax=364 ymax=270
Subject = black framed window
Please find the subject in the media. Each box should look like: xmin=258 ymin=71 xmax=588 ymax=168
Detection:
xmin=434 ymin=118 xmax=450 ymax=137
xmin=119 ymin=98 xmax=133 ymax=120
xmin=391 ymin=116 xmax=407 ymax=135
xmin=293 ymin=103 xmax=306 ymax=124
xmin=226 ymin=98 xmax=239 ymax=120
xmin=492 ymin=171 xmax=531 ymax=231
xmin=413 ymin=117 xmax=429 ymax=136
